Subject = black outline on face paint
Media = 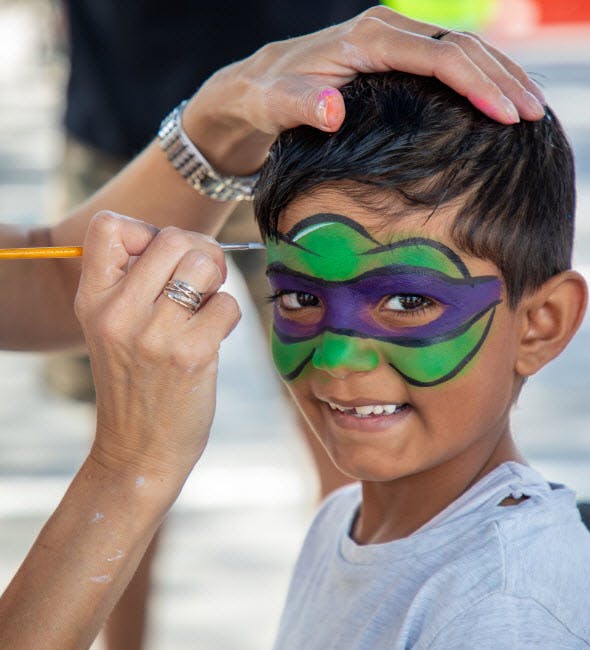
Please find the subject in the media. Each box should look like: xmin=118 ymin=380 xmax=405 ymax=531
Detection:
xmin=364 ymin=237 xmax=470 ymax=279
xmin=388 ymin=307 xmax=497 ymax=387
xmin=270 ymin=213 xmax=502 ymax=387
xmin=282 ymin=349 xmax=316 ymax=382
xmin=278 ymin=308 xmax=496 ymax=385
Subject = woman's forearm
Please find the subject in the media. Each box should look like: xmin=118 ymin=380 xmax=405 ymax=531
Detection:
xmin=0 ymin=455 xmax=179 ymax=650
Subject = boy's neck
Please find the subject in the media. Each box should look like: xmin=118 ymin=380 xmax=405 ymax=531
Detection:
xmin=352 ymin=428 xmax=526 ymax=545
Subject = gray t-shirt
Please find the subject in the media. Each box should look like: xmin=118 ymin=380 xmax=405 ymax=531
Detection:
xmin=274 ymin=462 xmax=590 ymax=649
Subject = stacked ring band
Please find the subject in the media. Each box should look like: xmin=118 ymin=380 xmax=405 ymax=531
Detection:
xmin=162 ymin=279 xmax=204 ymax=314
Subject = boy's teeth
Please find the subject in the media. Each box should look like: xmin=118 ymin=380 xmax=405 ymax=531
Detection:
xmin=329 ymin=402 xmax=352 ymax=413
xmin=354 ymin=405 xmax=375 ymax=415
xmin=327 ymin=402 xmax=402 ymax=416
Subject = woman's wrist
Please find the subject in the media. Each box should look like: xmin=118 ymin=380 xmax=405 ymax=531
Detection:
xmin=182 ymin=64 xmax=275 ymax=177
xmin=84 ymin=447 xmax=186 ymax=524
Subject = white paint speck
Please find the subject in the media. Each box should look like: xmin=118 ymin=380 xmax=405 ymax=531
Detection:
xmin=91 ymin=511 xmax=105 ymax=523
xmin=135 ymin=476 xmax=146 ymax=488
xmin=107 ymin=549 xmax=124 ymax=563
xmin=89 ymin=574 xmax=112 ymax=584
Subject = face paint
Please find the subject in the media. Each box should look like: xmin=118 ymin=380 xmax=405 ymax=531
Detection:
xmin=266 ymin=214 xmax=502 ymax=387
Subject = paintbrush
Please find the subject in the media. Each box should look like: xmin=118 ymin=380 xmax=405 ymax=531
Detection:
xmin=0 ymin=242 xmax=266 ymax=260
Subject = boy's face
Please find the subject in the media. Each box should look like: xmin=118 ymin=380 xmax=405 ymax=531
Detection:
xmin=266 ymin=189 xmax=523 ymax=482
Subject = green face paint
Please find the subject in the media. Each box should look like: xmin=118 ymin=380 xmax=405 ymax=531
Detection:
xmin=266 ymin=214 xmax=502 ymax=387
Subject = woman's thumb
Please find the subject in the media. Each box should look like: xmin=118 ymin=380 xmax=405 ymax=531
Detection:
xmin=314 ymin=87 xmax=346 ymax=131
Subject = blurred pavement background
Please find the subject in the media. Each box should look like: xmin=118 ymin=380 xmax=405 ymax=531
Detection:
xmin=0 ymin=2 xmax=589 ymax=649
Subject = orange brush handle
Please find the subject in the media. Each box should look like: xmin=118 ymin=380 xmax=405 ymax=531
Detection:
xmin=0 ymin=246 xmax=83 ymax=260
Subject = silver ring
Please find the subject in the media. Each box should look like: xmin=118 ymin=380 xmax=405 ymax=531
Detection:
xmin=162 ymin=279 xmax=204 ymax=314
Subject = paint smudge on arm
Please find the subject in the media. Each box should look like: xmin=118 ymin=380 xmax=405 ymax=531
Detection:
xmin=106 ymin=549 xmax=124 ymax=563
xmin=89 ymin=574 xmax=112 ymax=584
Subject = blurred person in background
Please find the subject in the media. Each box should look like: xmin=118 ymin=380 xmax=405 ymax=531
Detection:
xmin=0 ymin=4 xmax=545 ymax=648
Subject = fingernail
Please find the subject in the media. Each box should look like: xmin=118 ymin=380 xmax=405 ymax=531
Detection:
xmin=523 ymin=90 xmax=545 ymax=117
xmin=316 ymin=88 xmax=340 ymax=130
xmin=501 ymin=96 xmax=520 ymax=124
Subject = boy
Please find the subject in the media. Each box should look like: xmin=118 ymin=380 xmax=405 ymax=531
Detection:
xmin=254 ymin=73 xmax=590 ymax=648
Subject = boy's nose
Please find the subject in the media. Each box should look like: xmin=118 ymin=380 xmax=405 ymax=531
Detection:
xmin=312 ymin=332 xmax=380 ymax=378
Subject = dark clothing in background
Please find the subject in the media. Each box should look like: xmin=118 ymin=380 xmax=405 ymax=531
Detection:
xmin=64 ymin=0 xmax=370 ymax=158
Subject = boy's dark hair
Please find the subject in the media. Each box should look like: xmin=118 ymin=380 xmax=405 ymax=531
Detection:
xmin=254 ymin=72 xmax=575 ymax=308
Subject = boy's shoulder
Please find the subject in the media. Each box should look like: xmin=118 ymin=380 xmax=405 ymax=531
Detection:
xmin=283 ymin=463 xmax=590 ymax=649
xmin=404 ymin=463 xmax=590 ymax=648
xmin=415 ymin=502 xmax=590 ymax=648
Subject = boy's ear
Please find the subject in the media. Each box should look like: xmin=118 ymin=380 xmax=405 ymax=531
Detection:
xmin=515 ymin=271 xmax=588 ymax=377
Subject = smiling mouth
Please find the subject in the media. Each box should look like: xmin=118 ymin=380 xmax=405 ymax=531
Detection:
xmin=324 ymin=401 xmax=410 ymax=418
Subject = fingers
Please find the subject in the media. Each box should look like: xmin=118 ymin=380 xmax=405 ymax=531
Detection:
xmin=277 ymin=6 xmax=547 ymax=131
xmin=187 ymin=291 xmax=241 ymax=350
xmin=476 ymin=36 xmax=546 ymax=104
xmin=432 ymin=30 xmax=545 ymax=120
xmin=137 ymin=253 xmax=241 ymax=376
xmin=138 ymin=289 xmax=241 ymax=377
xmin=358 ymin=5 xmax=546 ymax=119
xmin=154 ymin=247 xmax=224 ymax=323
xmin=126 ymin=229 xmax=240 ymax=356
xmin=80 ymin=211 xmax=158 ymax=294
xmin=338 ymin=14 xmax=541 ymax=124
xmin=359 ymin=4 xmax=439 ymax=34
xmin=372 ymin=5 xmax=546 ymax=105
xmin=119 ymin=226 xmax=227 ymax=307
xmin=77 ymin=219 xmax=232 ymax=350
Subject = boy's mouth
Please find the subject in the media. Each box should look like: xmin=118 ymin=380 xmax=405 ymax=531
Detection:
xmin=323 ymin=400 xmax=410 ymax=418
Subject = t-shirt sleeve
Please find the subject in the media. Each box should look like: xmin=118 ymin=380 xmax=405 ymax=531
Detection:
xmin=425 ymin=593 xmax=589 ymax=649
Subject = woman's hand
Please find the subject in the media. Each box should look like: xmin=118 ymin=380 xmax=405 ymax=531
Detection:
xmin=1 ymin=214 xmax=240 ymax=649
xmin=186 ymin=5 xmax=545 ymax=175
xmin=75 ymin=211 xmax=240 ymax=486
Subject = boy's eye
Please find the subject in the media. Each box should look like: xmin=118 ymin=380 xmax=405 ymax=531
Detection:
xmin=279 ymin=291 xmax=320 ymax=310
xmin=384 ymin=294 xmax=433 ymax=312
xmin=377 ymin=293 xmax=442 ymax=329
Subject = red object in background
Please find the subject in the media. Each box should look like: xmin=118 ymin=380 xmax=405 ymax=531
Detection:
xmin=535 ymin=0 xmax=590 ymax=23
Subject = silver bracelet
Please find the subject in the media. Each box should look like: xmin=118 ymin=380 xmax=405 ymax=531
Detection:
xmin=158 ymin=100 xmax=259 ymax=202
